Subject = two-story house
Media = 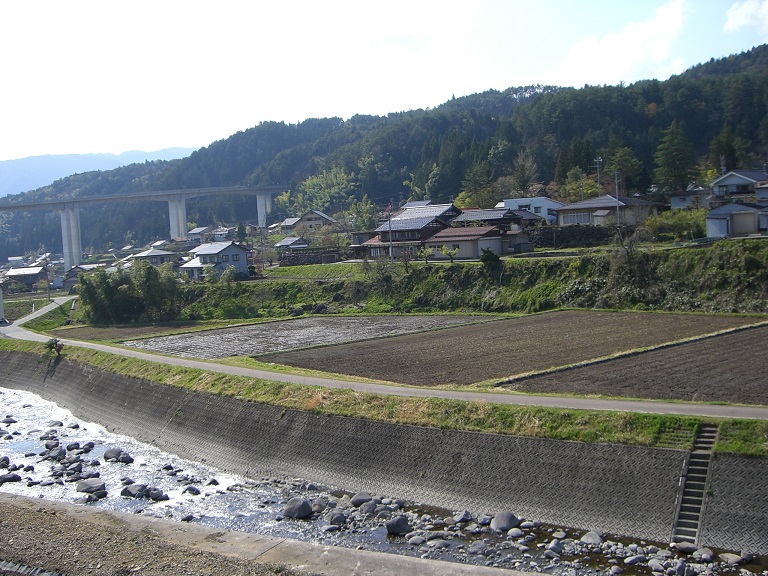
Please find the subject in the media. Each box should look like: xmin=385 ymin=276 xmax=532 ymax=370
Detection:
xmin=494 ymin=197 xmax=563 ymax=224
xmin=180 ymin=241 xmax=250 ymax=280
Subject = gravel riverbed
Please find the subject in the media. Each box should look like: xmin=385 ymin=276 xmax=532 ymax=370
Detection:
xmin=0 ymin=386 xmax=764 ymax=576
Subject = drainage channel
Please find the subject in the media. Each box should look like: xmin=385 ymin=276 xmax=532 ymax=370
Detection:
xmin=671 ymin=423 xmax=718 ymax=545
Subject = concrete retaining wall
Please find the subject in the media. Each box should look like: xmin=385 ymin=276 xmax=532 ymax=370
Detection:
xmin=0 ymin=351 xmax=732 ymax=547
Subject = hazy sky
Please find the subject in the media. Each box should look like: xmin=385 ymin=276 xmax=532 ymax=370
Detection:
xmin=0 ymin=0 xmax=766 ymax=161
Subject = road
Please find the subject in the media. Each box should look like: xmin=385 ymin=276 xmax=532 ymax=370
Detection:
xmin=3 ymin=296 xmax=768 ymax=420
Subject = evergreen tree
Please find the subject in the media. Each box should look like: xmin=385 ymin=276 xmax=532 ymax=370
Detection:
xmin=654 ymin=121 xmax=697 ymax=192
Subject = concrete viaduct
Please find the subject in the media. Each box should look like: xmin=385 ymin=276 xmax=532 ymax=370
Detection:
xmin=0 ymin=185 xmax=286 ymax=271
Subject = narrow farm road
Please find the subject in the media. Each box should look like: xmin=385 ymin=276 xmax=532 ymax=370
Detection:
xmin=3 ymin=297 xmax=768 ymax=420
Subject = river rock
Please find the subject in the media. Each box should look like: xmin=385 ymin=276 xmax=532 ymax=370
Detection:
xmin=44 ymin=439 xmax=59 ymax=450
xmin=76 ymin=478 xmax=106 ymax=494
xmin=1 ymin=417 xmax=17 ymax=424
xmin=182 ymin=485 xmax=200 ymax=496
xmin=490 ymin=511 xmax=520 ymax=531
xmin=674 ymin=541 xmax=698 ymax=554
xmin=385 ymin=516 xmax=412 ymax=535
xmin=548 ymin=539 xmax=564 ymax=554
xmin=326 ymin=509 xmax=347 ymax=526
xmin=0 ymin=456 xmax=9 ymax=468
xmin=0 ymin=473 xmax=21 ymax=484
xmin=121 ymin=483 xmax=148 ymax=498
xmin=311 ymin=496 xmax=328 ymax=513
xmin=350 ymin=491 xmax=372 ymax=507
xmin=581 ymin=531 xmax=604 ymax=545
xmin=693 ymin=548 xmax=713 ymax=562
xmin=624 ymin=555 xmax=647 ymax=565
xmin=453 ymin=509 xmax=473 ymax=523
xmin=283 ymin=497 xmax=312 ymax=519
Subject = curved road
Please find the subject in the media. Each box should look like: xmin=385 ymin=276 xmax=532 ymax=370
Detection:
xmin=3 ymin=297 xmax=768 ymax=420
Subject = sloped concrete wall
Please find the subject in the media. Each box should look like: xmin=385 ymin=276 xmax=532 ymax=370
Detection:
xmin=699 ymin=454 xmax=768 ymax=552
xmin=0 ymin=351 xmax=688 ymax=544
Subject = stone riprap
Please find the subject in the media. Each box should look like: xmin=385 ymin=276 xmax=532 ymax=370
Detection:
xmin=1 ymin=350 xmax=767 ymax=555
xmin=120 ymin=315 xmax=491 ymax=359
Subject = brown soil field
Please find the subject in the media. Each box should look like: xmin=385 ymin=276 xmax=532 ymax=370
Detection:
xmin=51 ymin=321 xmax=211 ymax=340
xmin=503 ymin=323 xmax=768 ymax=405
xmin=259 ymin=311 xmax=761 ymax=387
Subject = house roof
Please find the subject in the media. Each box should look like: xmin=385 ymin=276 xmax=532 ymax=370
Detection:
xmin=400 ymin=200 xmax=432 ymax=209
xmin=707 ymin=202 xmax=762 ymax=216
xmin=275 ymin=236 xmax=308 ymax=248
xmin=510 ymin=210 xmax=544 ymax=221
xmin=188 ymin=226 xmax=209 ymax=235
xmin=394 ymin=203 xmax=458 ymax=219
xmin=427 ymin=226 xmax=500 ymax=242
xmin=195 ymin=241 xmax=247 ymax=255
xmin=712 ymin=170 xmax=768 ymax=186
xmin=452 ymin=208 xmax=515 ymax=223
xmin=134 ymin=248 xmax=175 ymax=258
xmin=180 ymin=257 xmax=203 ymax=269
xmin=281 ymin=217 xmax=301 ymax=227
xmin=4 ymin=266 xmax=44 ymax=277
xmin=304 ymin=209 xmax=338 ymax=224
xmin=374 ymin=215 xmax=442 ymax=232
xmin=559 ymin=194 xmax=654 ymax=210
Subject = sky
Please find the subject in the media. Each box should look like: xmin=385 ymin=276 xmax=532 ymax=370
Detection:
xmin=0 ymin=0 xmax=766 ymax=162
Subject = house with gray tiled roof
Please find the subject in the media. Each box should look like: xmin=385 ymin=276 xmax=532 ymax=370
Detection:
xmin=557 ymin=195 xmax=658 ymax=226
xmin=495 ymin=197 xmax=563 ymax=224
xmin=364 ymin=215 xmax=449 ymax=258
xmin=180 ymin=241 xmax=249 ymax=280
xmin=711 ymin=168 xmax=768 ymax=200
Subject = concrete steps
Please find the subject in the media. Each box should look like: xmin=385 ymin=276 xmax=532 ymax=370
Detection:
xmin=671 ymin=423 xmax=718 ymax=545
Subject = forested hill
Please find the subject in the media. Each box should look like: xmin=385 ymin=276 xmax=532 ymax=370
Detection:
xmin=1 ymin=45 xmax=767 ymax=259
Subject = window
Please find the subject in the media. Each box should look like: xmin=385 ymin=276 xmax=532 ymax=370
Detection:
xmin=150 ymin=257 xmax=157 ymax=263
xmin=533 ymin=206 xmax=541 ymax=214
xmin=221 ymin=254 xmax=229 ymax=262
xmin=232 ymin=254 xmax=240 ymax=261
xmin=562 ymin=212 xmax=591 ymax=225
xmin=452 ymin=244 xmax=460 ymax=250
xmin=200 ymin=256 xmax=207 ymax=263
xmin=519 ymin=204 xmax=531 ymax=211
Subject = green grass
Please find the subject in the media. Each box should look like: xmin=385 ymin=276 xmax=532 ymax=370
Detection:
xmin=7 ymin=339 xmax=762 ymax=454
xmin=261 ymin=262 xmax=361 ymax=280
xmin=2 ymin=298 xmax=51 ymax=321
xmin=22 ymin=304 xmax=72 ymax=331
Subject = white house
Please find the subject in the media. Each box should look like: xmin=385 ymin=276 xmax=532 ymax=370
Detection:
xmin=711 ymin=169 xmax=768 ymax=201
xmin=495 ymin=197 xmax=563 ymax=224
xmin=671 ymin=186 xmax=712 ymax=210
xmin=180 ymin=241 xmax=249 ymax=280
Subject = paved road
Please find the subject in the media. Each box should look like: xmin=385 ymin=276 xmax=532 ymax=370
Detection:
xmin=3 ymin=297 xmax=768 ymax=420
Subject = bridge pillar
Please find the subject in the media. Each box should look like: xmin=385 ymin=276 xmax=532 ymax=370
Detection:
xmin=60 ymin=204 xmax=82 ymax=272
xmin=256 ymin=191 xmax=272 ymax=228
xmin=168 ymin=194 xmax=188 ymax=241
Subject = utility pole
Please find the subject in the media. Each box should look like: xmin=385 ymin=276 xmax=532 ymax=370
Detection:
xmin=594 ymin=157 xmax=603 ymax=189
xmin=614 ymin=170 xmax=621 ymax=226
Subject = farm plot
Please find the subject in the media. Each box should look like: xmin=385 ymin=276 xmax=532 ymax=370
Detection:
xmin=121 ymin=315 xmax=492 ymax=359
xmin=503 ymin=323 xmax=768 ymax=405
xmin=259 ymin=311 xmax=760 ymax=387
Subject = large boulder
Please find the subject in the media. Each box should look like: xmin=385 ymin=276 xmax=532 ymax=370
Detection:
xmin=490 ymin=511 xmax=520 ymax=532
xmin=386 ymin=516 xmax=412 ymax=535
xmin=350 ymin=491 xmax=372 ymax=507
xmin=76 ymin=478 xmax=106 ymax=494
xmin=121 ymin=484 xmax=149 ymax=498
xmin=283 ymin=497 xmax=313 ymax=519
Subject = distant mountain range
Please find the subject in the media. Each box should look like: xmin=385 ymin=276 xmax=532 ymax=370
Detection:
xmin=0 ymin=148 xmax=195 ymax=197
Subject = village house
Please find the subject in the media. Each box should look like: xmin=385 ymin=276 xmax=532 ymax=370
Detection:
xmin=495 ymin=197 xmax=563 ymax=224
xmin=187 ymin=226 xmax=211 ymax=244
xmin=180 ymin=241 xmax=249 ymax=280
xmin=1 ymin=266 xmax=47 ymax=292
xmin=424 ymin=226 xmax=504 ymax=259
xmin=132 ymin=248 xmax=176 ymax=266
xmin=671 ymin=186 xmax=713 ymax=210
xmin=557 ymin=195 xmax=658 ymax=226
xmin=711 ymin=167 xmax=768 ymax=202
xmin=279 ymin=210 xmax=338 ymax=233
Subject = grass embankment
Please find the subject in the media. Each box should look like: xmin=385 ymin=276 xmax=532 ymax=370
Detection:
xmin=2 ymin=339 xmax=766 ymax=456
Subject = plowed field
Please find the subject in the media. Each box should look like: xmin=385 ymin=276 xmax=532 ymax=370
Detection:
xmin=258 ymin=311 xmax=760 ymax=387
xmin=503 ymin=323 xmax=768 ymax=404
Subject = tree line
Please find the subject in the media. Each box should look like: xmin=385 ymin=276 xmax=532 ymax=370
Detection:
xmin=1 ymin=45 xmax=766 ymax=259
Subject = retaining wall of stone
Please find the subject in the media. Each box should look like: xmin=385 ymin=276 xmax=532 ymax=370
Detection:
xmin=2 ymin=351 xmax=761 ymax=551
